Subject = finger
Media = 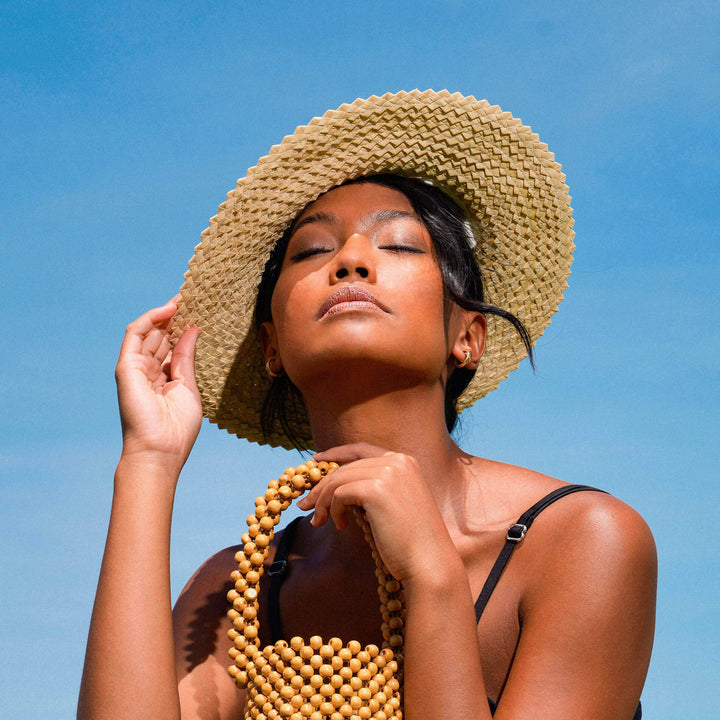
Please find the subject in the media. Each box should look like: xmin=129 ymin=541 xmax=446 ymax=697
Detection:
xmin=169 ymin=326 xmax=200 ymax=391
xmin=314 ymin=443 xmax=390 ymax=464
xmin=297 ymin=464 xmax=353 ymax=511
xmin=301 ymin=469 xmax=349 ymax=522
xmin=154 ymin=334 xmax=172 ymax=366
xmin=327 ymin=482 xmax=363 ymax=531
xmin=140 ymin=326 xmax=172 ymax=359
xmin=298 ymin=457 xmax=386 ymax=511
xmin=305 ymin=466 xmax=380 ymax=527
xmin=120 ymin=300 xmax=178 ymax=357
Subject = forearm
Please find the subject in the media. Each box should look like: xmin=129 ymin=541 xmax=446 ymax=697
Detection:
xmin=77 ymin=457 xmax=181 ymax=720
xmin=402 ymin=554 xmax=491 ymax=720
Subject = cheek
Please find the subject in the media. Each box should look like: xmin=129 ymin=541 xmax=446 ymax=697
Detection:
xmin=402 ymin=263 xmax=446 ymax=318
xmin=268 ymin=269 xmax=318 ymax=349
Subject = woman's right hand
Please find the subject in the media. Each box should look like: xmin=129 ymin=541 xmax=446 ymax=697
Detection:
xmin=115 ymin=298 xmax=202 ymax=477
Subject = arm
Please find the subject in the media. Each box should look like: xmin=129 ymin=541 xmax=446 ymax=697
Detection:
xmin=78 ymin=300 xmax=202 ymax=720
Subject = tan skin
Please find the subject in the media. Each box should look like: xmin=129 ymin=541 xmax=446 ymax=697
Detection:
xmin=79 ymin=183 xmax=656 ymax=720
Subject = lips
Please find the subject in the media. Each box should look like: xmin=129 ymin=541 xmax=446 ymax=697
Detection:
xmin=317 ymin=286 xmax=389 ymax=319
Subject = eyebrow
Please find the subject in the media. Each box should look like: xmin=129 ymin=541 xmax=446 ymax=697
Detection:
xmin=291 ymin=210 xmax=338 ymax=234
xmin=291 ymin=208 xmax=422 ymax=235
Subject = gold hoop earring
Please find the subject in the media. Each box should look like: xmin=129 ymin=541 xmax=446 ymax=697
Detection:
xmin=265 ymin=359 xmax=283 ymax=378
xmin=456 ymin=350 xmax=472 ymax=368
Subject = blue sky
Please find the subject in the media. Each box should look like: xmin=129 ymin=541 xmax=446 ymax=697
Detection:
xmin=1 ymin=2 xmax=718 ymax=717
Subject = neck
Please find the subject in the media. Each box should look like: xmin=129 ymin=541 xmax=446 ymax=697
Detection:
xmin=300 ymin=380 xmax=476 ymax=558
xmin=303 ymin=375 xmax=468 ymax=506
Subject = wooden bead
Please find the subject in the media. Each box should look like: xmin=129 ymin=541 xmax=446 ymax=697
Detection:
xmin=347 ymin=640 xmax=361 ymax=655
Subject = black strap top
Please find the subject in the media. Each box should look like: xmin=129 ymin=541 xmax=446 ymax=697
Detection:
xmin=265 ymin=484 xmax=641 ymax=719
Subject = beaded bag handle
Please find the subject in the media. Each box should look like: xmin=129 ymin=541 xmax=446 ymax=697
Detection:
xmin=227 ymin=459 xmax=406 ymax=720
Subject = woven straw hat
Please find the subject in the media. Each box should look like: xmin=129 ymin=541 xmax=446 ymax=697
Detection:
xmin=174 ymin=90 xmax=574 ymax=449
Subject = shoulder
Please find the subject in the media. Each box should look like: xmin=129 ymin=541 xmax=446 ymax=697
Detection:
xmin=484 ymin=482 xmax=657 ymax=716
xmin=174 ymin=545 xmax=240 ymax=617
xmin=517 ymin=487 xmax=657 ymax=626
xmin=531 ymin=488 xmax=656 ymax=570
xmin=469 ymin=456 xmax=657 ymax=607
xmin=172 ymin=545 xmax=248 ymax=718
xmin=173 ymin=525 xmax=288 ymax=648
xmin=473 ymin=456 xmax=656 ymax=555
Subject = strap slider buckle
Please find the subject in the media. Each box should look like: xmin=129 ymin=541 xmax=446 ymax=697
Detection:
xmin=506 ymin=523 xmax=527 ymax=543
xmin=267 ymin=559 xmax=288 ymax=577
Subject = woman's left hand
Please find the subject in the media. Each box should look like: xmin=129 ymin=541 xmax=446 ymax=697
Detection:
xmin=298 ymin=443 xmax=458 ymax=585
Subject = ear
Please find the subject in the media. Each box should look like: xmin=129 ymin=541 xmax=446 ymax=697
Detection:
xmin=259 ymin=321 xmax=283 ymax=373
xmin=450 ymin=312 xmax=486 ymax=370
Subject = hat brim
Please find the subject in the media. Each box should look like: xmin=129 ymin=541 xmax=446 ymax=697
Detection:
xmin=174 ymin=90 xmax=574 ymax=449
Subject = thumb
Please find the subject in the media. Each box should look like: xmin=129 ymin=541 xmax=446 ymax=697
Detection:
xmin=170 ymin=326 xmax=201 ymax=392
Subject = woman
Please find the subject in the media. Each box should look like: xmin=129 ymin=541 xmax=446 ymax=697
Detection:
xmin=78 ymin=91 xmax=656 ymax=720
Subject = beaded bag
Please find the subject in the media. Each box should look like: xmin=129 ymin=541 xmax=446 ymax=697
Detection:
xmin=227 ymin=460 xmax=406 ymax=720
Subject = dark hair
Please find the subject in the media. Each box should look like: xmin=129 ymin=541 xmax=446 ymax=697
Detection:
xmin=255 ymin=174 xmax=534 ymax=449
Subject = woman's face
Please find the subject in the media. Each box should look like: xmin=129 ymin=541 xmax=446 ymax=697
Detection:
xmin=262 ymin=182 xmax=474 ymax=391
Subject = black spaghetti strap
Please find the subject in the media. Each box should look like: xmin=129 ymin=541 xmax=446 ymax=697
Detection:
xmin=267 ymin=517 xmax=302 ymax=643
xmin=474 ymin=484 xmax=607 ymax=622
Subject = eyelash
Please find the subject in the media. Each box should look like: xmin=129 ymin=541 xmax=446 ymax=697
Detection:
xmin=290 ymin=243 xmax=424 ymax=261
xmin=290 ymin=247 xmax=332 ymax=261
xmin=379 ymin=244 xmax=424 ymax=254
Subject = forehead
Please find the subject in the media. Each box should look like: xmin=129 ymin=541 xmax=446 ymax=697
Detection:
xmin=293 ymin=182 xmax=416 ymax=225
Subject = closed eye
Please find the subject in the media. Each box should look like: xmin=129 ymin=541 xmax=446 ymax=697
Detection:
xmin=379 ymin=244 xmax=426 ymax=254
xmin=289 ymin=246 xmax=333 ymax=261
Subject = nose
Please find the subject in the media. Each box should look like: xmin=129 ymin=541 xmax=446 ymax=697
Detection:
xmin=330 ymin=233 xmax=376 ymax=283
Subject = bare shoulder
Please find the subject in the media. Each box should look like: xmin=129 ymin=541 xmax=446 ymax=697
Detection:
xmin=173 ymin=527 xmax=286 ymax=670
xmin=478 ymin=463 xmax=657 ymax=716
xmin=528 ymin=486 xmax=657 ymax=575
xmin=473 ymin=455 xmax=656 ymax=555
xmin=173 ymin=545 xmax=241 ymax=676
xmin=516 ymin=481 xmax=658 ymax=666
xmin=174 ymin=545 xmax=240 ymax=613
xmin=470 ymin=454 xmax=657 ymax=615
xmin=172 ymin=544 xmax=248 ymax=719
